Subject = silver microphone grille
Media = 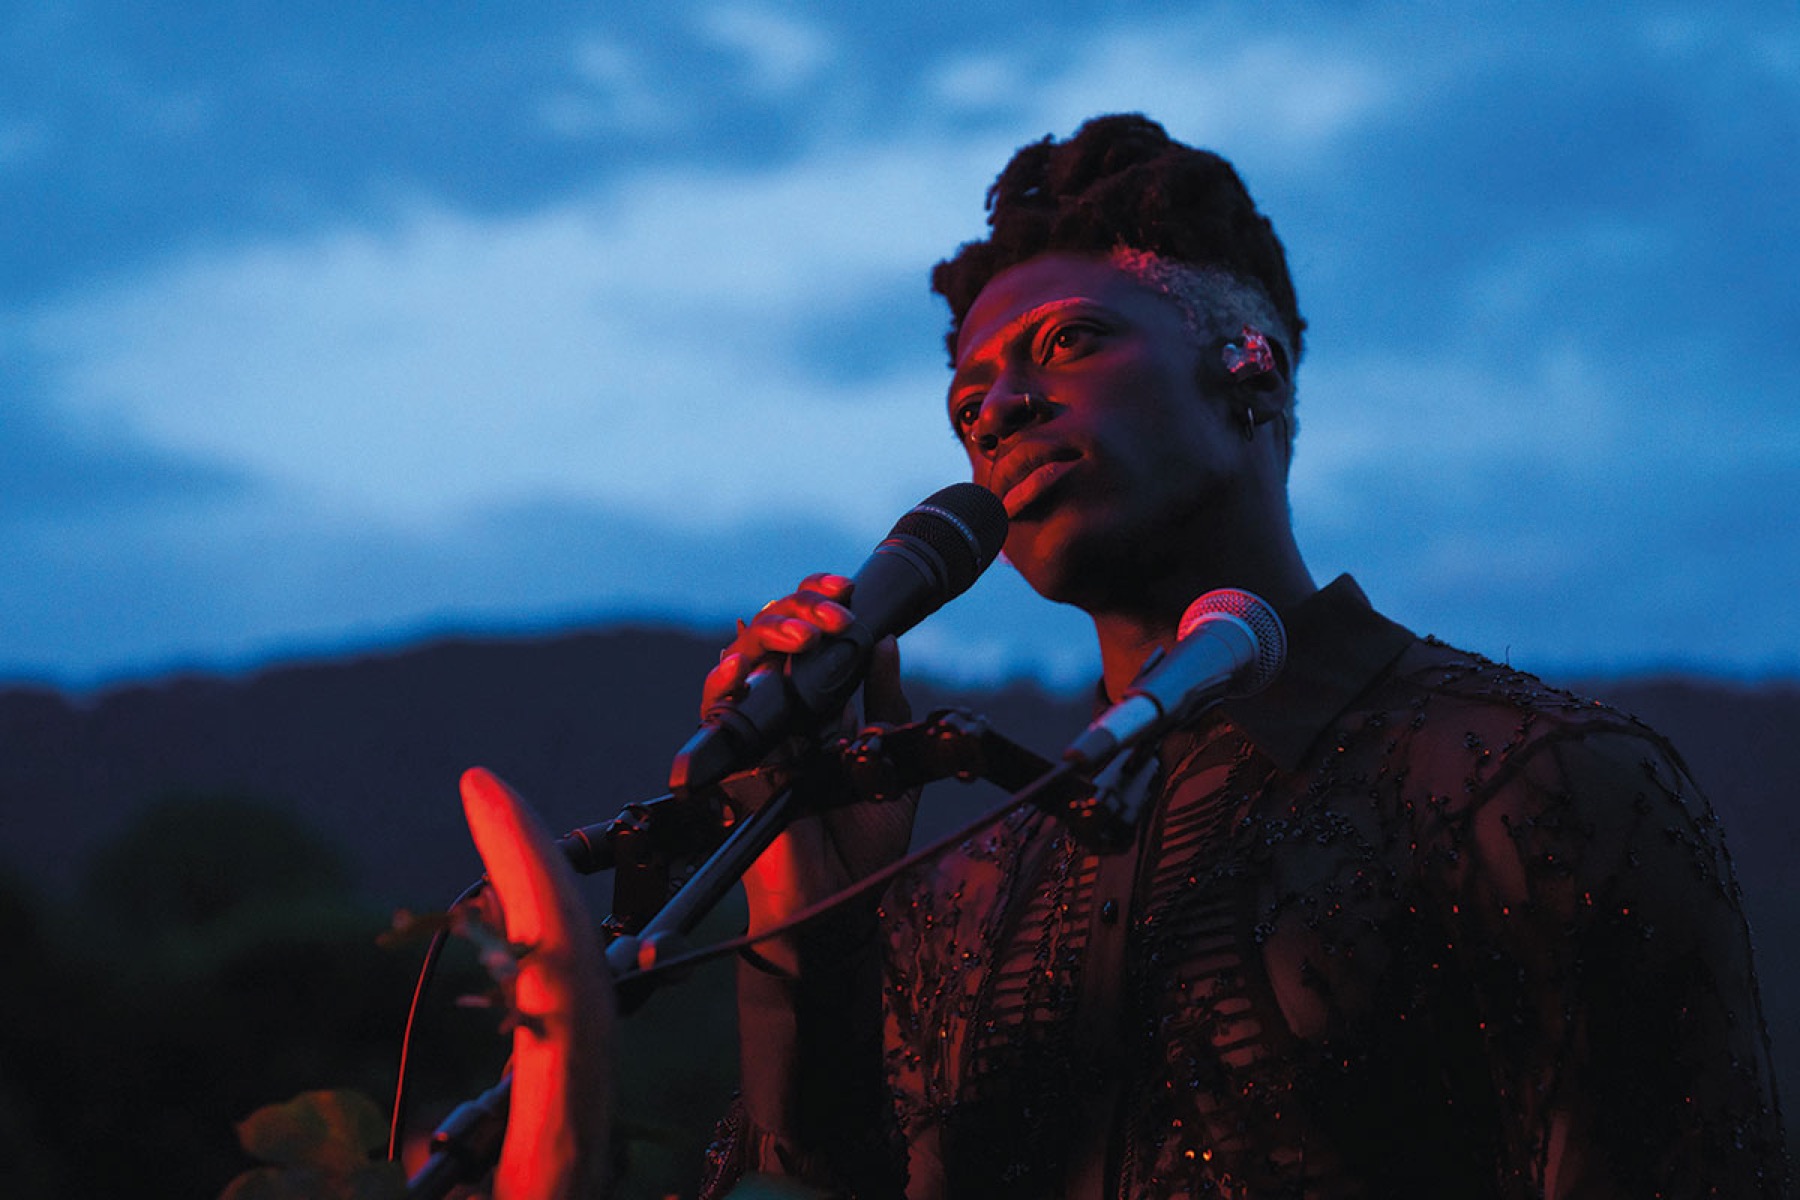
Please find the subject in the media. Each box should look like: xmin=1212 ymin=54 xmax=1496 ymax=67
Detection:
xmin=1177 ymin=588 xmax=1288 ymax=696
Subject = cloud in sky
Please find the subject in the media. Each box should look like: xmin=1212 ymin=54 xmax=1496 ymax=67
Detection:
xmin=3 ymin=1 xmax=1797 ymax=688
xmin=20 ymin=137 xmax=1000 ymax=531
xmin=693 ymin=4 xmax=836 ymax=96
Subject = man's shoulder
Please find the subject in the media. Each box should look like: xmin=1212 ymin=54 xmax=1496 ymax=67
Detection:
xmin=1349 ymin=635 xmax=1741 ymax=919
xmin=1380 ymin=634 xmax=1667 ymax=746
xmin=1356 ymin=633 xmax=1701 ymax=805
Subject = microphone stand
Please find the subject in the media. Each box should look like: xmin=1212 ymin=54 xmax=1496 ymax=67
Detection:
xmin=603 ymin=775 xmax=803 ymax=1010
xmin=406 ymin=707 xmax=1137 ymax=1198
xmin=408 ymin=783 xmax=805 ymax=1199
xmin=406 ymin=777 xmax=806 ymax=1200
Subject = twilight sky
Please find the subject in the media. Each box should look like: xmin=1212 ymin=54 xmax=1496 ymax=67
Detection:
xmin=4 ymin=1 xmax=1797 ymax=692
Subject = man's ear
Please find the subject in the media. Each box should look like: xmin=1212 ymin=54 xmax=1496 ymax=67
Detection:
xmin=1208 ymin=325 xmax=1290 ymax=422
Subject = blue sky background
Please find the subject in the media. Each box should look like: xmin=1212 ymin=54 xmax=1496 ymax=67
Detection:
xmin=4 ymin=1 xmax=1797 ymax=692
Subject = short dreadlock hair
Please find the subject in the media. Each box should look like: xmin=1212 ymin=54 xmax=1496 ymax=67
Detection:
xmin=930 ymin=114 xmax=1306 ymax=370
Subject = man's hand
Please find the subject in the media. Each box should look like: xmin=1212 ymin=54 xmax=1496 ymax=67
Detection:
xmin=461 ymin=767 xmax=614 ymax=1200
xmin=703 ymin=574 xmax=916 ymax=974
xmin=702 ymin=573 xmax=862 ymax=707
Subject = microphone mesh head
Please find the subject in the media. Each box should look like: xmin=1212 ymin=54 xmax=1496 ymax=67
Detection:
xmin=1177 ymin=588 xmax=1288 ymax=695
xmin=891 ymin=483 xmax=1009 ymax=595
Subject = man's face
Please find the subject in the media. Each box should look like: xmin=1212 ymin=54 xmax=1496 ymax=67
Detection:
xmin=947 ymin=252 xmax=1247 ymax=608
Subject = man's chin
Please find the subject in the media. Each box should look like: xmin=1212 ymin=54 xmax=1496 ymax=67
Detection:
xmin=1002 ymin=518 xmax=1113 ymax=607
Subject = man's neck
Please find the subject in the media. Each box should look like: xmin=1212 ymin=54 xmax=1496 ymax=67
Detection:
xmin=1089 ymin=550 xmax=1316 ymax=703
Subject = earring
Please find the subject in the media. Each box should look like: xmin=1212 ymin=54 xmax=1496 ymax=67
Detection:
xmin=976 ymin=393 xmax=1042 ymax=453
xmin=1241 ymin=406 xmax=1257 ymax=442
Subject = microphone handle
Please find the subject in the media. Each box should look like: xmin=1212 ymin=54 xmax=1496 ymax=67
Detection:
xmin=669 ymin=534 xmax=954 ymax=795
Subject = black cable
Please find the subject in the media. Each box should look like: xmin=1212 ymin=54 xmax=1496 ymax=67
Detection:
xmin=388 ymin=877 xmax=489 ymax=1162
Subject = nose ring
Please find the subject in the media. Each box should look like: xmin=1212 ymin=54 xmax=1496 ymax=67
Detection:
xmin=974 ymin=392 xmax=1045 ymax=454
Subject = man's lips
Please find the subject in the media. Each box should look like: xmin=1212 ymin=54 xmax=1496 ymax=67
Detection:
xmin=992 ymin=447 xmax=1082 ymax=518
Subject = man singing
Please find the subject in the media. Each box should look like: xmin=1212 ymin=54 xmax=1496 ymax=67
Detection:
xmin=691 ymin=114 xmax=1789 ymax=1198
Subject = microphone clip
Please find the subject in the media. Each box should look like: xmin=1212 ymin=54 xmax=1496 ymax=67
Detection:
xmin=1080 ymin=740 xmax=1164 ymax=853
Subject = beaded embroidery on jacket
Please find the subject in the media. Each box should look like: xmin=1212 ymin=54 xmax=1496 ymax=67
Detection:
xmin=878 ymin=629 xmax=1786 ymax=1198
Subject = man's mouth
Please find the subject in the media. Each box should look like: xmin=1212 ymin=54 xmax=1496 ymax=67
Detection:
xmin=997 ymin=453 xmax=1079 ymax=518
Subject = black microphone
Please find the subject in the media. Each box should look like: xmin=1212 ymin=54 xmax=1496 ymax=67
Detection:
xmin=1063 ymin=588 xmax=1287 ymax=769
xmin=669 ymin=482 xmax=1009 ymax=796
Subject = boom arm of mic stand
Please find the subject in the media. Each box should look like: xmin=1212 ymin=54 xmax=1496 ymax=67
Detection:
xmin=849 ymin=708 xmax=1138 ymax=853
xmin=573 ymin=704 xmax=1129 ymax=1011
xmin=597 ymin=706 xmax=1129 ymax=1015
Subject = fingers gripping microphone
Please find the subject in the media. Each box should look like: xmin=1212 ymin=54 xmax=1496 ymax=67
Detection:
xmin=1063 ymin=589 xmax=1287 ymax=769
xmin=669 ymin=483 xmax=1009 ymax=796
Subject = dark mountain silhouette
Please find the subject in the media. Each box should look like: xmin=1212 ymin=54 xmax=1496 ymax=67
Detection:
xmin=0 ymin=624 xmax=1090 ymax=909
xmin=1 ymin=626 xmax=1794 ymax=1141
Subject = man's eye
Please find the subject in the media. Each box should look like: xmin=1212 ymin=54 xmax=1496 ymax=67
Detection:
xmin=952 ymin=397 xmax=983 ymax=431
xmin=1041 ymin=323 xmax=1096 ymax=360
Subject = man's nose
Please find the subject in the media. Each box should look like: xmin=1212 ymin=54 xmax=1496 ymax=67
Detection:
xmin=971 ymin=388 xmax=1045 ymax=456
